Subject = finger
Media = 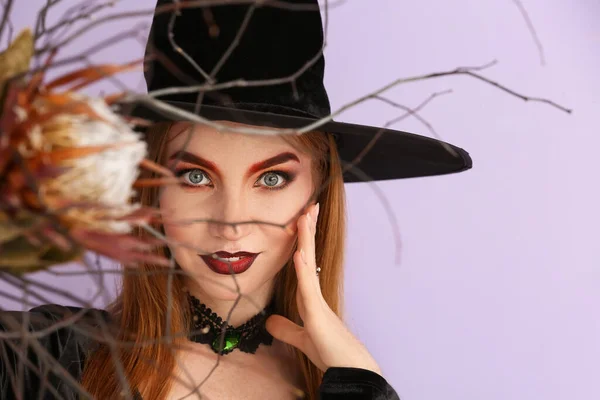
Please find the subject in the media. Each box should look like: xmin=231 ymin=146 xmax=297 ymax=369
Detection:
xmin=313 ymin=203 xmax=321 ymax=285
xmin=265 ymin=314 xmax=305 ymax=351
xmin=294 ymin=206 xmax=321 ymax=304
xmin=294 ymin=249 xmax=319 ymax=308
xmin=299 ymin=204 xmax=317 ymax=264
xmin=305 ymin=203 xmax=320 ymax=286
xmin=266 ymin=315 xmax=326 ymax=371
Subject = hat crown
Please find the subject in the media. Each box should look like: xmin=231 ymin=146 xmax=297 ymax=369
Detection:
xmin=145 ymin=0 xmax=331 ymax=118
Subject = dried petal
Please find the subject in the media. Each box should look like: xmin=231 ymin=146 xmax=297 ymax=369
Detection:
xmin=45 ymin=60 xmax=141 ymax=92
xmin=71 ymin=228 xmax=170 ymax=267
xmin=0 ymin=235 xmax=82 ymax=274
xmin=0 ymin=29 xmax=34 ymax=100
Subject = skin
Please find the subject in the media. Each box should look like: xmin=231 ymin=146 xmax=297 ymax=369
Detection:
xmin=160 ymin=121 xmax=314 ymax=325
xmin=160 ymin=121 xmax=381 ymax=399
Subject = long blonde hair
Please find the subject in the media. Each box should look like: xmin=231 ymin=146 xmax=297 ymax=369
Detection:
xmin=81 ymin=122 xmax=347 ymax=399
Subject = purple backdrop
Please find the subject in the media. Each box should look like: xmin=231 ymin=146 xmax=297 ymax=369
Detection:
xmin=2 ymin=1 xmax=599 ymax=399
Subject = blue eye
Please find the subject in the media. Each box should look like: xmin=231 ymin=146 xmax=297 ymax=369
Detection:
xmin=257 ymin=171 xmax=290 ymax=189
xmin=177 ymin=169 xmax=211 ymax=186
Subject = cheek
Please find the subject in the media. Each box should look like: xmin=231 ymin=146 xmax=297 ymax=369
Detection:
xmin=159 ymin=185 xmax=213 ymax=228
xmin=252 ymin=181 xmax=310 ymax=257
xmin=250 ymin=177 xmax=313 ymax=221
xmin=159 ymin=187 xmax=210 ymax=252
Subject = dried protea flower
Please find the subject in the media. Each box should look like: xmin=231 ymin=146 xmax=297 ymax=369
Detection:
xmin=0 ymin=34 xmax=171 ymax=272
xmin=16 ymin=93 xmax=147 ymax=233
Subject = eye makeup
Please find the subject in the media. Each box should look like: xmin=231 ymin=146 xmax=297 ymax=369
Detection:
xmin=255 ymin=170 xmax=296 ymax=191
xmin=175 ymin=167 xmax=212 ymax=188
xmin=173 ymin=164 xmax=298 ymax=191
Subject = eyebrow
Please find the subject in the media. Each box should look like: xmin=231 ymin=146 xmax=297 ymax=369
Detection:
xmin=167 ymin=151 xmax=300 ymax=176
xmin=248 ymin=152 xmax=300 ymax=174
xmin=168 ymin=151 xmax=221 ymax=175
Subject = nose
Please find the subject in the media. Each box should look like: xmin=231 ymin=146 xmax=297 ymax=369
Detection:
xmin=208 ymin=192 xmax=253 ymax=241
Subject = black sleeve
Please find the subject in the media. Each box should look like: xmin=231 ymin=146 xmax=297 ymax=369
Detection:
xmin=319 ymin=367 xmax=400 ymax=400
xmin=0 ymin=304 xmax=107 ymax=400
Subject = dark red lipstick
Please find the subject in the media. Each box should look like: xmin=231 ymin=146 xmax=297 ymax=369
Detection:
xmin=200 ymin=251 xmax=259 ymax=275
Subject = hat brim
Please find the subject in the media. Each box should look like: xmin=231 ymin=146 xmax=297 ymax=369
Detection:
xmin=125 ymin=100 xmax=472 ymax=183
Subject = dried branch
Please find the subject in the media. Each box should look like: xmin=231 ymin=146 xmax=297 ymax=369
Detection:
xmin=0 ymin=273 xmax=109 ymax=340
xmin=0 ymin=312 xmax=94 ymax=398
xmin=124 ymin=58 xmax=570 ymax=145
xmin=372 ymin=90 xmax=455 ymax=155
xmin=166 ymin=0 xmax=213 ymax=84
xmin=179 ymin=294 xmax=243 ymax=400
xmin=0 ymin=0 xmax=14 ymax=46
xmin=0 ymin=0 xmax=14 ymax=45
xmin=208 ymin=4 xmax=256 ymax=81
xmin=1 ymin=336 xmax=66 ymax=399
xmin=0 ymin=2 xmax=573 ymax=399
xmin=0 ymin=273 xmax=60 ymax=306
xmin=36 ymin=1 xmax=117 ymax=40
xmin=82 ymin=253 xmax=113 ymax=306
xmin=33 ymin=0 xmax=346 ymax=56
xmin=0 ymin=288 xmax=39 ymax=307
xmin=97 ymin=313 xmax=134 ymax=400
xmin=20 ymin=23 xmax=149 ymax=80
xmin=16 ymin=293 xmax=29 ymax=400
xmin=511 ymin=0 xmax=546 ymax=65
xmin=339 ymin=90 xmax=457 ymax=264
xmin=34 ymin=0 xmax=62 ymax=39
xmin=0 ymin=336 xmax=20 ymax=400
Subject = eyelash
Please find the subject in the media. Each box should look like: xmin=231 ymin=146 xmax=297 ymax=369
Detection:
xmin=258 ymin=170 xmax=294 ymax=191
xmin=174 ymin=168 xmax=295 ymax=190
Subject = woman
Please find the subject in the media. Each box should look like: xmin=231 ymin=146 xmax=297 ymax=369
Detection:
xmin=0 ymin=1 xmax=471 ymax=399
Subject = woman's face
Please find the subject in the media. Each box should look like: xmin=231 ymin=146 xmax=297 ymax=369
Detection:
xmin=160 ymin=122 xmax=315 ymax=301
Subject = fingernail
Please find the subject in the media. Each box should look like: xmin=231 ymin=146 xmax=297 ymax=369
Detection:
xmin=300 ymin=248 xmax=307 ymax=263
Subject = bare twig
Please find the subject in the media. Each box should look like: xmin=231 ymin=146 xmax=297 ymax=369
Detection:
xmin=1 ymin=337 xmax=66 ymax=399
xmin=16 ymin=23 xmax=149 ymax=82
xmin=511 ymin=0 xmax=546 ymax=65
xmin=0 ymin=273 xmax=59 ymax=306
xmin=208 ymin=4 xmax=256 ymax=81
xmin=97 ymin=313 xmax=134 ymax=400
xmin=16 ymin=289 xmax=29 ymax=399
xmin=372 ymin=90 xmax=455 ymax=155
xmin=0 ymin=0 xmax=14 ymax=46
xmin=0 ymin=336 xmax=20 ymax=400
xmin=0 ymin=274 xmax=109 ymax=340
xmin=35 ymin=0 xmax=62 ymax=38
xmin=166 ymin=0 xmax=213 ymax=84
xmin=311 ymin=60 xmax=571 ymax=131
xmin=124 ymin=59 xmax=570 ymax=145
xmin=36 ymin=1 xmax=117 ymax=40
xmin=0 ymin=2 xmax=572 ymax=399
xmin=0 ymin=288 xmax=38 ymax=307
xmin=33 ymin=0 xmax=346 ymax=56
xmin=0 ymin=312 xmax=93 ymax=399
xmin=339 ymin=90 xmax=456 ymax=264
xmin=0 ymin=0 xmax=14 ymax=45
xmin=178 ymin=294 xmax=243 ymax=400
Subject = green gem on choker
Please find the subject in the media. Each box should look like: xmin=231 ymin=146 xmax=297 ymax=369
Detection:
xmin=212 ymin=330 xmax=241 ymax=354
xmin=187 ymin=293 xmax=274 ymax=355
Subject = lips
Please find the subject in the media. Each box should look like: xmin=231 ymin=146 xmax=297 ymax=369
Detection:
xmin=199 ymin=251 xmax=259 ymax=275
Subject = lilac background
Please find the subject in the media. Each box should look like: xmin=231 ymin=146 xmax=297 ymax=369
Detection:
xmin=2 ymin=1 xmax=599 ymax=399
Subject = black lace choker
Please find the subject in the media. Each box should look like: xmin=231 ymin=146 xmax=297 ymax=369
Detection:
xmin=187 ymin=294 xmax=274 ymax=355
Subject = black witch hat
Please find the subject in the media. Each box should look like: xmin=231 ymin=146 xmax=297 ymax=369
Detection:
xmin=129 ymin=0 xmax=472 ymax=182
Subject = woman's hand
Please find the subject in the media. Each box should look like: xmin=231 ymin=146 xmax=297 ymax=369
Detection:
xmin=266 ymin=203 xmax=382 ymax=375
